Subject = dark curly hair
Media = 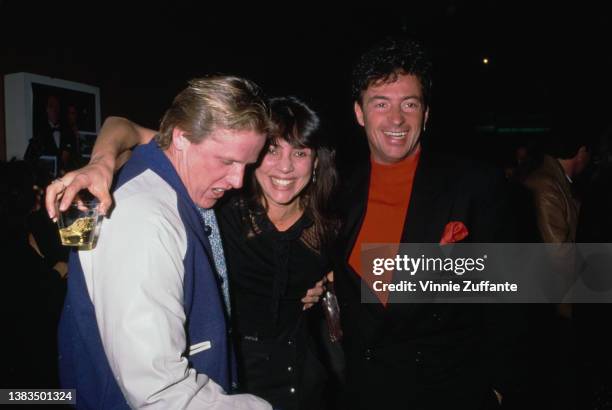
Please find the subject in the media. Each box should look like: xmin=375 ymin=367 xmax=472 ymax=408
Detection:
xmin=352 ymin=37 xmax=433 ymax=106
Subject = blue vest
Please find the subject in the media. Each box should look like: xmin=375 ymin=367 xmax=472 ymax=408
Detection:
xmin=58 ymin=140 xmax=234 ymax=409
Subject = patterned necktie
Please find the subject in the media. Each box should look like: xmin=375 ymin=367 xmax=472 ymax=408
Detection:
xmin=198 ymin=207 xmax=231 ymax=317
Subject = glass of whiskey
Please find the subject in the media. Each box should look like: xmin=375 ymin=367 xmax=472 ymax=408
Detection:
xmin=56 ymin=195 xmax=103 ymax=250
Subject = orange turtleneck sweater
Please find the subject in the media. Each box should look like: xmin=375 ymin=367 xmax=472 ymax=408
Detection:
xmin=348 ymin=149 xmax=420 ymax=303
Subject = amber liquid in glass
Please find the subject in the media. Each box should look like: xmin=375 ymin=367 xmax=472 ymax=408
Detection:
xmin=59 ymin=216 xmax=96 ymax=249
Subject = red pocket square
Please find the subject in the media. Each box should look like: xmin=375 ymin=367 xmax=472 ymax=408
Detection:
xmin=440 ymin=221 xmax=468 ymax=244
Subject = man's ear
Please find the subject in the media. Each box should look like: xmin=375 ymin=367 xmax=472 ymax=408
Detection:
xmin=354 ymin=101 xmax=365 ymax=127
xmin=423 ymin=107 xmax=430 ymax=130
xmin=171 ymin=127 xmax=190 ymax=151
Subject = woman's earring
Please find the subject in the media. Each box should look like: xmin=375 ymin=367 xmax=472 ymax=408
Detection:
xmin=312 ymin=168 xmax=317 ymax=184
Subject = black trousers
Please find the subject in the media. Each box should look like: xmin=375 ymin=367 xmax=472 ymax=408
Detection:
xmin=235 ymin=333 xmax=328 ymax=410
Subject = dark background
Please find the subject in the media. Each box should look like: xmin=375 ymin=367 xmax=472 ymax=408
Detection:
xmin=1 ymin=1 xmax=611 ymax=167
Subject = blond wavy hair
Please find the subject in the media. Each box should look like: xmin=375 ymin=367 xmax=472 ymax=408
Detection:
xmin=156 ymin=75 xmax=270 ymax=149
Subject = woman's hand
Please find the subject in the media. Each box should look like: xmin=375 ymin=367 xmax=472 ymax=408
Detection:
xmin=53 ymin=261 xmax=69 ymax=279
xmin=302 ymin=271 xmax=334 ymax=310
xmin=45 ymin=155 xmax=115 ymax=221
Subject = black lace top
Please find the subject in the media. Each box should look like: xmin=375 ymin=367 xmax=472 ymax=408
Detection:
xmin=216 ymin=195 xmax=331 ymax=340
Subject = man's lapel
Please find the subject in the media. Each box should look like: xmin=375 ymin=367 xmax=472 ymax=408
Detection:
xmin=402 ymin=148 xmax=455 ymax=243
xmin=387 ymin=148 xmax=456 ymax=310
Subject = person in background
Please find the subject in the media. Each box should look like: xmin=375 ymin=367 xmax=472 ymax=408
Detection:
xmin=63 ymin=103 xmax=83 ymax=168
xmin=26 ymin=95 xmax=78 ymax=175
xmin=524 ymin=124 xmax=591 ymax=244
xmin=523 ymin=123 xmax=592 ymax=410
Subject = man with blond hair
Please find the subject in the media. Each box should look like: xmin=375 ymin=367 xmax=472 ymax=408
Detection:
xmin=58 ymin=76 xmax=272 ymax=409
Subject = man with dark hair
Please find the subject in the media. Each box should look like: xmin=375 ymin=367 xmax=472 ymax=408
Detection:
xmin=525 ymin=124 xmax=591 ymax=243
xmin=30 ymin=95 xmax=63 ymax=157
xmin=334 ymin=37 xmax=520 ymax=409
xmin=522 ymin=124 xmax=591 ymax=410
xmin=26 ymin=95 xmax=79 ymax=175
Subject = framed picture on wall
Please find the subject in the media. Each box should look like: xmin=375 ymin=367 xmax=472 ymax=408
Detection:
xmin=4 ymin=72 xmax=101 ymax=176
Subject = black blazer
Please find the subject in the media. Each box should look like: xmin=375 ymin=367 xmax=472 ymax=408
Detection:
xmin=334 ymin=146 xmax=524 ymax=409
